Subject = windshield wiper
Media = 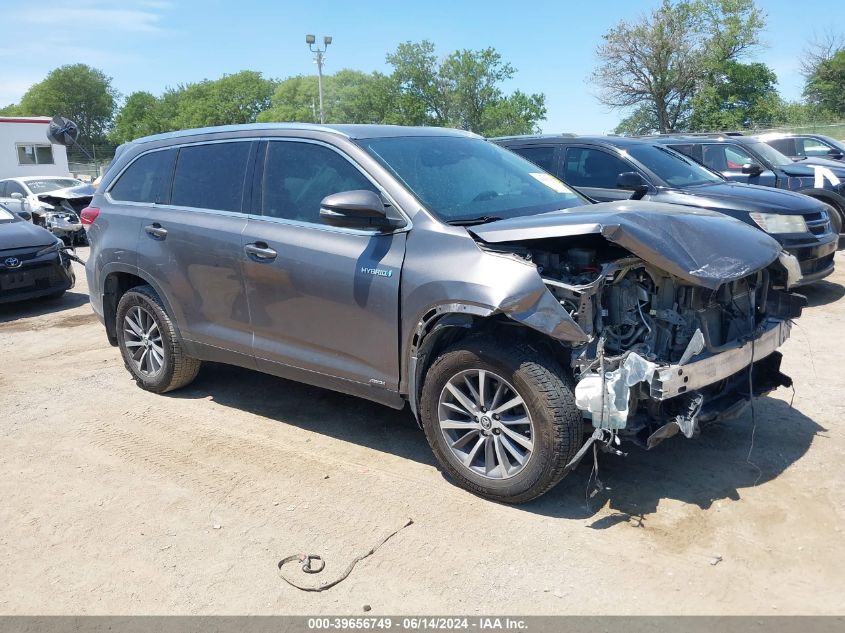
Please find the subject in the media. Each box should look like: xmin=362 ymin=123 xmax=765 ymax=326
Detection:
xmin=445 ymin=216 xmax=503 ymax=226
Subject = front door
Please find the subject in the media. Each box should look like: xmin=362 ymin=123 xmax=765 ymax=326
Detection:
xmin=241 ymin=139 xmax=406 ymax=390
xmin=561 ymin=146 xmax=648 ymax=201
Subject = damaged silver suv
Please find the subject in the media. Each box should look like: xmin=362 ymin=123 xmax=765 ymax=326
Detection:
xmin=84 ymin=124 xmax=805 ymax=503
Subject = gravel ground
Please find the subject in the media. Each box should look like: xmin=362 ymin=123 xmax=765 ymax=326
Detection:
xmin=1 ymin=248 xmax=844 ymax=615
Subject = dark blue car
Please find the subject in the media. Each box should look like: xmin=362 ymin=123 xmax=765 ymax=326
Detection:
xmin=495 ymin=134 xmax=838 ymax=286
xmin=648 ymin=134 xmax=845 ymax=236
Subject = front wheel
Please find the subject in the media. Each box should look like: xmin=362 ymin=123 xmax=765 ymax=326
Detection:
xmin=116 ymin=285 xmax=201 ymax=393
xmin=420 ymin=337 xmax=583 ymax=503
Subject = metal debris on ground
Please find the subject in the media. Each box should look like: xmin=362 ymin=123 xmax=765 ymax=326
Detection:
xmin=278 ymin=518 xmax=414 ymax=592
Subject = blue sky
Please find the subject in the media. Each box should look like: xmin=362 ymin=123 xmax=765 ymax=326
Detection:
xmin=1 ymin=0 xmax=841 ymax=133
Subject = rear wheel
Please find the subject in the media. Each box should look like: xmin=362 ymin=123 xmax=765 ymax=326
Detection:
xmin=116 ymin=285 xmax=201 ymax=393
xmin=420 ymin=337 xmax=583 ymax=503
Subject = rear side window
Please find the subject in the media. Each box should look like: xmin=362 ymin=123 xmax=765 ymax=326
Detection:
xmin=767 ymin=138 xmax=795 ymax=156
xmin=563 ymin=147 xmax=632 ymax=188
xmin=110 ymin=150 xmax=175 ymax=203
xmin=171 ymin=142 xmax=251 ymax=212
xmin=513 ymin=146 xmax=556 ymax=173
xmin=261 ymin=141 xmax=376 ymax=223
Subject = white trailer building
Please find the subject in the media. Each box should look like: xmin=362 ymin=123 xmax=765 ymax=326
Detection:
xmin=0 ymin=116 xmax=70 ymax=179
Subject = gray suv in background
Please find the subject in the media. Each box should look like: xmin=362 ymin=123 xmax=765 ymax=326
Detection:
xmin=84 ymin=123 xmax=805 ymax=503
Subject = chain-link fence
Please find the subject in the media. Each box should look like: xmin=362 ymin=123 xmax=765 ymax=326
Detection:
xmin=65 ymin=144 xmax=116 ymax=181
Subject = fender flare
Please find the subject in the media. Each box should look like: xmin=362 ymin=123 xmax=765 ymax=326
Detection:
xmin=100 ymin=263 xmax=185 ymax=345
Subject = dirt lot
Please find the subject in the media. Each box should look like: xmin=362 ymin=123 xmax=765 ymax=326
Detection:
xmin=1 ymin=248 xmax=844 ymax=615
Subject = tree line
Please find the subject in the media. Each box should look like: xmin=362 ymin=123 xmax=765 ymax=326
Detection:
xmin=3 ymin=5 xmax=845 ymax=151
xmin=0 ymin=40 xmax=546 ymax=153
xmin=594 ymin=0 xmax=845 ymax=135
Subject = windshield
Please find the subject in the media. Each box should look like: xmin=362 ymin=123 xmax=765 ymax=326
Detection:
xmin=0 ymin=205 xmax=15 ymax=221
xmin=626 ymin=144 xmax=723 ymax=187
xmin=25 ymin=178 xmax=82 ymax=194
xmin=359 ymin=135 xmax=587 ymax=223
xmin=747 ymin=141 xmax=793 ymax=168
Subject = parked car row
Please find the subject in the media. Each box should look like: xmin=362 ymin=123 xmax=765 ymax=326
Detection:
xmin=69 ymin=122 xmax=815 ymax=503
xmin=495 ymin=134 xmax=839 ymax=285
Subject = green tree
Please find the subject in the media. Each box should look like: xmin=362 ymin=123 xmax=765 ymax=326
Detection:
xmin=385 ymin=40 xmax=546 ymax=135
xmin=0 ymin=103 xmax=21 ymax=116
xmin=110 ymin=91 xmax=160 ymax=144
xmin=804 ymin=49 xmax=845 ymax=118
xmin=595 ymin=0 xmax=765 ymax=132
xmin=688 ymin=61 xmax=784 ymax=130
xmin=613 ymin=106 xmax=661 ymax=136
xmin=16 ymin=64 xmax=118 ymax=145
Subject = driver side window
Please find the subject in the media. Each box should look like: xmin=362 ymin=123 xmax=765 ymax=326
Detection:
xmin=563 ymin=147 xmax=632 ymax=188
xmin=262 ymin=141 xmax=377 ymax=224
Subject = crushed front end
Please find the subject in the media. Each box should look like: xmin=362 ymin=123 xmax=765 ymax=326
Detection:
xmin=468 ymin=203 xmax=807 ymax=451
xmin=537 ymin=246 xmax=803 ymax=447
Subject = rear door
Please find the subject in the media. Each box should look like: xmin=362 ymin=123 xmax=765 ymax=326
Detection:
xmin=134 ymin=140 xmax=255 ymax=360
xmin=241 ymin=139 xmax=406 ymax=390
xmin=560 ymin=145 xmax=649 ymax=201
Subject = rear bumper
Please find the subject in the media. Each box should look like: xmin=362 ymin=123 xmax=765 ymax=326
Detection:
xmin=650 ymin=319 xmax=790 ymax=400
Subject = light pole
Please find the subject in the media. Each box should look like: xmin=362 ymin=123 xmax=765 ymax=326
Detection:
xmin=306 ymin=34 xmax=332 ymax=124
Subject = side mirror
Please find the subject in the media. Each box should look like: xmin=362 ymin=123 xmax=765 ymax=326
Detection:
xmin=319 ymin=190 xmax=405 ymax=231
xmin=10 ymin=192 xmax=23 ymax=200
xmin=742 ymin=162 xmax=763 ymax=176
xmin=827 ymin=148 xmax=844 ymax=160
xmin=616 ymin=171 xmax=649 ymax=200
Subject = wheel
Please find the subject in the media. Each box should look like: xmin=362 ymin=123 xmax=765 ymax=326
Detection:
xmin=116 ymin=284 xmax=201 ymax=393
xmin=419 ymin=337 xmax=583 ymax=503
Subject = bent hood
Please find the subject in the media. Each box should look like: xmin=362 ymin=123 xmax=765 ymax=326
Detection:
xmin=780 ymin=158 xmax=845 ymax=181
xmin=36 ymin=184 xmax=95 ymax=203
xmin=469 ymin=200 xmax=783 ymax=290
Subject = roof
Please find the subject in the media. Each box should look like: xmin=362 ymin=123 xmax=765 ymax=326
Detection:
xmin=493 ymin=133 xmax=657 ymax=148
xmin=0 ymin=116 xmax=51 ymax=124
xmin=0 ymin=176 xmax=81 ymax=183
xmin=642 ymin=133 xmax=760 ymax=144
xmin=130 ymin=122 xmax=480 ymax=145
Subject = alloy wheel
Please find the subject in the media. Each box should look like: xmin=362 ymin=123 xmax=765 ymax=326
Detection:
xmin=123 ymin=305 xmax=165 ymax=377
xmin=437 ymin=369 xmax=534 ymax=479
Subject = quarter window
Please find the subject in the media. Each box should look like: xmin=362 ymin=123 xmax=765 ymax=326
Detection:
xmin=110 ymin=149 xmax=175 ymax=204
xmin=16 ymin=144 xmax=54 ymax=166
xmin=171 ymin=142 xmax=251 ymax=212
xmin=563 ymin=147 xmax=632 ymax=188
xmin=261 ymin=141 xmax=376 ymax=223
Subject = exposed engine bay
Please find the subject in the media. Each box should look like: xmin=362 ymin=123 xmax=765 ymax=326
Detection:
xmin=489 ymin=235 xmax=804 ymax=450
xmin=33 ymin=185 xmax=92 ymax=246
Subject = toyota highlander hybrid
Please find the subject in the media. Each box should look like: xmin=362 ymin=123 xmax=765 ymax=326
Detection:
xmin=83 ymin=124 xmax=806 ymax=502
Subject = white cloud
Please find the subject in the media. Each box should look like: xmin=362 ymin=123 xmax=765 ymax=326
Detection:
xmin=9 ymin=1 xmax=169 ymax=34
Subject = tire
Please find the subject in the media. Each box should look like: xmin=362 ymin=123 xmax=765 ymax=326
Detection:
xmin=420 ymin=337 xmax=583 ymax=503
xmin=825 ymin=202 xmax=843 ymax=236
xmin=115 ymin=284 xmax=201 ymax=393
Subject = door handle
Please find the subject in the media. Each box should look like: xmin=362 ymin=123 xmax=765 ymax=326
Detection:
xmin=144 ymin=223 xmax=168 ymax=240
xmin=244 ymin=242 xmax=277 ymax=261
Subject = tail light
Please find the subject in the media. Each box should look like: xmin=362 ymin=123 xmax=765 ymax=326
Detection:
xmin=80 ymin=207 xmax=100 ymax=226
